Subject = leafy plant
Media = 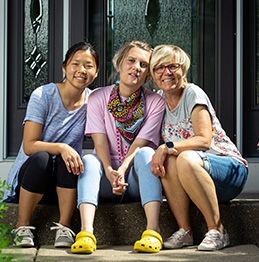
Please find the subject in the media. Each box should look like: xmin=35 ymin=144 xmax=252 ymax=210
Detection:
xmin=0 ymin=179 xmax=14 ymax=261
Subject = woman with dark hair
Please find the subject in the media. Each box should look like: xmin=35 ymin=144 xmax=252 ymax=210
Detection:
xmin=4 ymin=42 xmax=99 ymax=248
xmin=71 ymin=41 xmax=165 ymax=254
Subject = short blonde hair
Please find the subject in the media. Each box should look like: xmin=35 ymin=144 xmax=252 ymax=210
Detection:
xmin=150 ymin=45 xmax=190 ymax=79
xmin=112 ymin=41 xmax=152 ymax=82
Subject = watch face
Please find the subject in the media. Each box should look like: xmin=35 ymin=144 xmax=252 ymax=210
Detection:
xmin=166 ymin=141 xmax=174 ymax=148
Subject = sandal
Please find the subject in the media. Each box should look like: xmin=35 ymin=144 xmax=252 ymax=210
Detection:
xmin=71 ymin=231 xmax=96 ymax=254
xmin=134 ymin=230 xmax=163 ymax=253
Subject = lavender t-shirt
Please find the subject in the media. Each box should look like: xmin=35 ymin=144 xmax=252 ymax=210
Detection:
xmin=85 ymin=84 xmax=165 ymax=170
xmin=4 ymin=83 xmax=91 ymax=200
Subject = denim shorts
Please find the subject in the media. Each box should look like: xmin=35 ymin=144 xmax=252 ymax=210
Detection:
xmin=196 ymin=151 xmax=248 ymax=203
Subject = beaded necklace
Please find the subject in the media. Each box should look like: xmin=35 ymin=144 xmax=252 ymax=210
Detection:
xmin=116 ymin=127 xmax=129 ymax=165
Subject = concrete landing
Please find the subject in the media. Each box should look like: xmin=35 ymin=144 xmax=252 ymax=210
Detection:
xmin=1 ymin=245 xmax=259 ymax=262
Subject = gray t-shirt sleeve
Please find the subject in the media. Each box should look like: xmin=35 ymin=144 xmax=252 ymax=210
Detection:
xmin=23 ymin=86 xmax=48 ymax=125
xmin=184 ymin=84 xmax=213 ymax=118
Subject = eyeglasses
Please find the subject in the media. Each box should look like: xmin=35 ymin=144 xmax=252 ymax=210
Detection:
xmin=153 ymin=63 xmax=181 ymax=75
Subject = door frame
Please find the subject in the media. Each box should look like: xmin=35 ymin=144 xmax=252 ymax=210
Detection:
xmin=236 ymin=0 xmax=243 ymax=152
xmin=242 ymin=0 xmax=259 ymax=158
xmin=0 ymin=0 xmax=7 ymax=161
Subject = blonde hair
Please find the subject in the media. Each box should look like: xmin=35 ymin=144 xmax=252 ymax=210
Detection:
xmin=112 ymin=41 xmax=152 ymax=83
xmin=150 ymin=45 xmax=190 ymax=79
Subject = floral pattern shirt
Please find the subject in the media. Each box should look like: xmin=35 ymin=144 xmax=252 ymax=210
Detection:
xmin=161 ymin=84 xmax=248 ymax=167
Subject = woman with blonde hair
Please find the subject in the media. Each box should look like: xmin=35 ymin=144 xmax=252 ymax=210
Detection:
xmin=150 ymin=44 xmax=248 ymax=251
xmin=71 ymin=41 xmax=165 ymax=254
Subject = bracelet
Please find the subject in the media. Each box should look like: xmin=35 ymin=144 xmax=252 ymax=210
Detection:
xmin=167 ymin=147 xmax=175 ymax=154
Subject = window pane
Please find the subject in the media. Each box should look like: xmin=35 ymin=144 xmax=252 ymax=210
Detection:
xmin=107 ymin=0 xmax=195 ymax=88
xmin=23 ymin=0 xmax=49 ymax=104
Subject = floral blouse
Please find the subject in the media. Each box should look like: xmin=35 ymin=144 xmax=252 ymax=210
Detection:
xmin=161 ymin=84 xmax=248 ymax=167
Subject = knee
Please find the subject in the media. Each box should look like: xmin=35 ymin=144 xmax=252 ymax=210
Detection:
xmin=134 ymin=147 xmax=154 ymax=164
xmin=80 ymin=154 xmax=102 ymax=178
xmin=176 ymin=151 xmax=201 ymax=174
xmin=82 ymin=154 xmax=100 ymax=166
xmin=19 ymin=152 xmax=52 ymax=193
xmin=31 ymin=151 xmax=52 ymax=170
xmin=164 ymin=154 xmax=178 ymax=178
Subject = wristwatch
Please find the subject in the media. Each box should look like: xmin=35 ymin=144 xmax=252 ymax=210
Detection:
xmin=166 ymin=141 xmax=175 ymax=154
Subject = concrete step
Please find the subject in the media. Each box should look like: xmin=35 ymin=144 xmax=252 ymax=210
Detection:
xmin=2 ymin=194 xmax=259 ymax=247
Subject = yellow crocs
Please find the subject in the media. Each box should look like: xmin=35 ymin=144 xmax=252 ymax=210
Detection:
xmin=71 ymin=231 xmax=96 ymax=254
xmin=134 ymin=230 xmax=163 ymax=253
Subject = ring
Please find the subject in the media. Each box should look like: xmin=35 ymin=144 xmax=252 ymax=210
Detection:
xmin=156 ymin=167 xmax=160 ymax=170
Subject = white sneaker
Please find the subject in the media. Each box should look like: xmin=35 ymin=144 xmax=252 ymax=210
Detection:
xmin=163 ymin=228 xmax=194 ymax=249
xmin=50 ymin=222 xmax=75 ymax=248
xmin=198 ymin=229 xmax=230 ymax=251
xmin=12 ymin=226 xmax=35 ymax=247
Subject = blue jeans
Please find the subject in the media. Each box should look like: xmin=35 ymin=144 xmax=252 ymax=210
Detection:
xmin=77 ymin=147 xmax=162 ymax=207
xmin=196 ymin=152 xmax=248 ymax=203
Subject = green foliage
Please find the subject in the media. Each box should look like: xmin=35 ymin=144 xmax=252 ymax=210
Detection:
xmin=0 ymin=180 xmax=9 ymax=219
xmin=0 ymin=179 xmax=14 ymax=261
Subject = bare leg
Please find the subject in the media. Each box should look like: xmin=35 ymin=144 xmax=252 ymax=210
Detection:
xmin=176 ymin=151 xmax=224 ymax=233
xmin=161 ymin=155 xmax=191 ymax=231
xmin=143 ymin=201 xmax=160 ymax=233
xmin=71 ymin=203 xmax=97 ymax=253
xmin=56 ymin=187 xmax=77 ymax=227
xmin=134 ymin=200 xmax=162 ymax=253
xmin=79 ymin=203 xmax=96 ymax=233
xmin=16 ymin=187 xmax=43 ymax=228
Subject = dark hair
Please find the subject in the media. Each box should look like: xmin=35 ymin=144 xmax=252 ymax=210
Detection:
xmin=62 ymin=42 xmax=100 ymax=69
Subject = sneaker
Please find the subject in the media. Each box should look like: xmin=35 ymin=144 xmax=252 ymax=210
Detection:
xmin=198 ymin=229 xmax=230 ymax=251
xmin=163 ymin=228 xmax=194 ymax=249
xmin=50 ymin=222 xmax=76 ymax=248
xmin=12 ymin=226 xmax=35 ymax=247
